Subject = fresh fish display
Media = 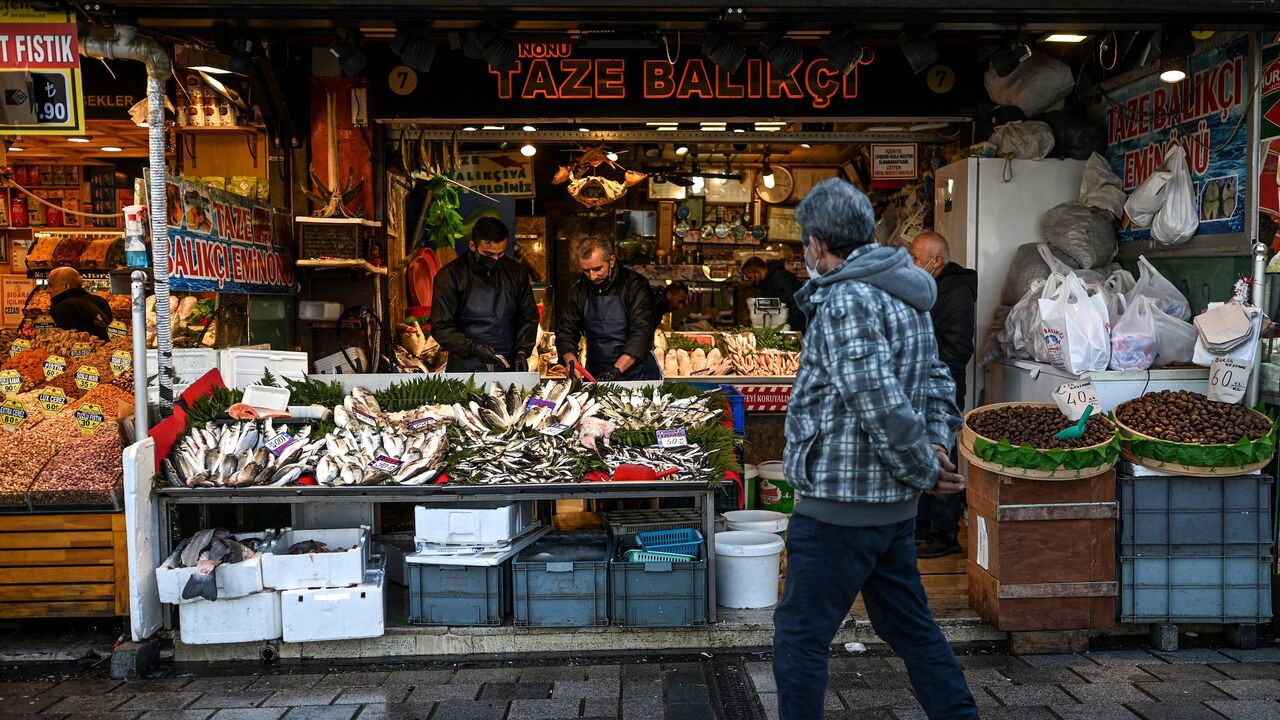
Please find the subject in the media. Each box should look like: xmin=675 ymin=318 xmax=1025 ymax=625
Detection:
xmin=590 ymin=385 xmax=722 ymax=431
xmin=165 ymin=421 xmax=323 ymax=489
xmin=449 ymin=431 xmax=583 ymax=485
xmin=162 ymin=527 xmax=260 ymax=602
xmin=604 ymin=445 xmax=715 ymax=483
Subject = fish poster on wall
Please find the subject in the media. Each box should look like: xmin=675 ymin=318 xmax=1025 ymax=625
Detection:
xmin=1105 ymin=34 xmax=1250 ymax=244
xmin=162 ymin=176 xmax=295 ymax=294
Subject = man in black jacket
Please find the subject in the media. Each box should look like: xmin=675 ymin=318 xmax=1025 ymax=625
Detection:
xmin=429 ymin=217 xmax=539 ymax=372
xmin=556 ymin=235 xmax=660 ymax=381
xmin=910 ymin=231 xmax=977 ymax=559
xmin=48 ymin=267 xmax=112 ymax=341
xmin=741 ymin=256 xmax=807 ymax=333
xmin=649 ymin=281 xmax=688 ymax=336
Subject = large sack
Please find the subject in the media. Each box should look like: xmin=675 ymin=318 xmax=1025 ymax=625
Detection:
xmin=990 ymin=121 xmax=1055 ymax=160
xmin=985 ymin=53 xmax=1075 ymax=117
xmin=1040 ymin=201 xmax=1118 ymax=269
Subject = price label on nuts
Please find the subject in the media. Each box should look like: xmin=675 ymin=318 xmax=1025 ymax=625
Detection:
xmin=0 ymin=370 xmax=22 ymax=397
xmin=369 ymin=455 xmax=402 ymax=474
xmin=656 ymin=428 xmax=689 ymax=448
xmin=33 ymin=315 xmax=54 ymax=333
xmin=1208 ymin=357 xmax=1251 ymax=404
xmin=0 ymin=399 xmax=27 ymax=431
xmin=106 ymin=320 xmax=128 ymax=340
xmin=74 ymin=366 xmax=101 ymax=391
xmin=1052 ymin=381 xmax=1100 ymax=421
xmin=110 ymin=351 xmax=132 ymax=377
xmin=43 ymin=354 xmax=67 ymax=380
xmin=38 ymin=387 xmax=67 ymax=416
xmin=8 ymin=339 xmax=30 ymax=357
xmin=74 ymin=402 xmax=105 ymax=436
xmin=70 ymin=342 xmax=93 ymax=359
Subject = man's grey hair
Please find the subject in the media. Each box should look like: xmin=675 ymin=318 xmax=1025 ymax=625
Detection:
xmin=573 ymin=234 xmax=615 ymax=260
xmin=794 ymin=178 xmax=877 ymax=257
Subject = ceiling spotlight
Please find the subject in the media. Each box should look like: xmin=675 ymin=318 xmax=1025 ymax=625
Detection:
xmin=579 ymin=127 xmax=591 ymax=133
xmin=820 ymin=30 xmax=864 ymax=76
xmin=702 ymin=27 xmax=746 ymax=75
xmin=605 ymin=151 xmax=619 ymax=162
xmin=761 ymin=152 xmax=775 ymax=189
xmin=759 ymin=32 xmax=803 ymax=76
xmin=101 ymin=146 xmax=123 ymax=152
xmin=520 ymin=143 xmax=537 ymax=157
xmin=522 ymin=125 xmax=536 ymax=132
xmin=899 ymin=26 xmax=939 ymax=75
xmin=1043 ymin=33 xmax=1089 ymax=43
xmin=462 ymin=126 xmax=477 ymax=132
xmin=690 ymin=156 xmax=704 ymax=184
xmin=67 ymin=137 xmax=90 ymax=143
xmin=7 ymin=147 xmax=22 ymax=152
xmin=175 ymin=45 xmax=244 ymax=76
xmin=1160 ymin=27 xmax=1193 ymax=84
xmin=327 ymin=30 xmax=367 ymax=76
xmin=990 ymin=42 xmax=1032 ymax=77
xmin=799 ymin=143 xmax=812 ymax=149
xmin=462 ymin=25 xmax=517 ymax=72
xmin=642 ymin=144 xmax=662 ymax=159
xmin=674 ymin=144 xmax=689 ymax=156
xmin=391 ymin=27 xmax=437 ymax=73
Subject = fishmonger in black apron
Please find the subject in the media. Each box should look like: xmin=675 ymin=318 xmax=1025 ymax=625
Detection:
xmin=445 ymin=268 xmax=519 ymax=373
xmin=583 ymin=292 xmax=661 ymax=381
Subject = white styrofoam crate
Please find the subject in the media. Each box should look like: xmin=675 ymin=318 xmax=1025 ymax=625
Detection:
xmin=178 ymin=590 xmax=281 ymax=645
xmin=155 ymin=531 xmax=275 ymax=605
xmin=281 ymin=555 xmax=386 ymax=643
xmin=220 ymin=347 xmax=309 ymax=389
xmin=313 ymin=349 xmax=367 ymax=375
xmin=145 ymin=349 xmax=220 ymax=386
xmin=415 ymin=502 xmax=532 ymax=546
xmin=298 ymin=301 xmax=343 ymax=322
xmin=261 ymin=526 xmax=369 ymax=590
xmin=374 ymin=535 xmax=414 ymax=586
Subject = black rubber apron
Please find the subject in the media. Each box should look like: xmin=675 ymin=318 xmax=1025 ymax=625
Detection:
xmin=446 ymin=278 xmax=519 ymax=373
xmin=583 ymin=292 xmax=660 ymax=381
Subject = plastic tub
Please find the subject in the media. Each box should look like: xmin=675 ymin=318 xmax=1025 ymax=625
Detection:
xmin=715 ymin=531 xmax=785 ymax=609
xmin=724 ymin=510 xmax=789 ymax=535
xmin=756 ymin=461 xmax=794 ymax=514
xmin=743 ymin=465 xmax=759 ymax=511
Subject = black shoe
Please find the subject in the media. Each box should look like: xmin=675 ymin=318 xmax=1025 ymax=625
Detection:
xmin=917 ymin=539 xmax=962 ymax=559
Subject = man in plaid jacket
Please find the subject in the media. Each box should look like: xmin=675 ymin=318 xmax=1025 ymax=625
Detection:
xmin=772 ymin=178 xmax=977 ymax=720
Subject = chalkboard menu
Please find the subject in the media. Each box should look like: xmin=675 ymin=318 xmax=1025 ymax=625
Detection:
xmin=298 ymin=221 xmax=364 ymax=259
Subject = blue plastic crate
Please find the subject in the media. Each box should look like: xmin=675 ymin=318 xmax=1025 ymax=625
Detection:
xmin=512 ymin=538 xmax=610 ymax=628
xmin=610 ymin=543 xmax=708 ymax=628
xmin=687 ymin=382 xmax=746 ymax=436
xmin=636 ymin=528 xmax=703 ymax=556
xmin=407 ymin=561 xmax=509 ymax=626
xmin=1119 ymin=554 xmax=1274 ymax=624
xmin=1119 ymin=474 xmax=1274 ymax=556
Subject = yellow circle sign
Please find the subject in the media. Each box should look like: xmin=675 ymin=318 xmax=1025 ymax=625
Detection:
xmin=74 ymin=402 xmax=105 ymax=436
xmin=44 ymin=355 xmax=67 ymax=380
xmin=74 ymin=366 xmax=101 ymax=392
xmin=1191 ymin=31 xmax=1215 ymax=40
xmin=926 ymin=64 xmax=956 ymax=94
xmin=38 ymin=387 xmax=67 ymax=416
xmin=389 ymin=66 xmax=419 ymax=96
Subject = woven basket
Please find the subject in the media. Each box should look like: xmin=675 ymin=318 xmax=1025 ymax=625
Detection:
xmin=1112 ymin=402 xmax=1275 ymax=477
xmin=960 ymin=402 xmax=1119 ymax=481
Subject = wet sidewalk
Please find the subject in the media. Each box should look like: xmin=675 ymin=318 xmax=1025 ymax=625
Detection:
xmin=7 ymin=645 xmax=1280 ymax=719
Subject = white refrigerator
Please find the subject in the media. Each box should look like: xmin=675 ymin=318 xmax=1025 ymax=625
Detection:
xmin=933 ymin=157 xmax=1086 ymax=410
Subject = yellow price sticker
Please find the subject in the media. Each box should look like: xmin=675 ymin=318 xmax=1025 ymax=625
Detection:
xmin=33 ymin=315 xmax=55 ymax=333
xmin=107 ymin=320 xmax=128 ymax=340
xmin=9 ymin=339 xmax=31 ymax=358
xmin=110 ymin=350 xmax=132 ymax=377
xmin=74 ymin=402 xmax=105 ymax=436
xmin=38 ymin=387 xmax=67 ymax=416
xmin=43 ymin=354 xmax=67 ymax=380
xmin=70 ymin=342 xmax=93 ymax=359
xmin=74 ymin=365 xmax=100 ymax=391
xmin=0 ymin=399 xmax=26 ymax=431
xmin=0 ymin=370 xmax=22 ymax=397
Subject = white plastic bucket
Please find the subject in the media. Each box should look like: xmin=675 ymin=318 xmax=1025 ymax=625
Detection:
xmin=724 ymin=510 xmax=789 ymax=534
xmin=715 ymin=531 xmax=785 ymax=609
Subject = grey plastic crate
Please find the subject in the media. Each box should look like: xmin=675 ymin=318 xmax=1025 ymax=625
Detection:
xmin=407 ymin=561 xmax=509 ymax=626
xmin=1119 ymin=474 xmax=1274 ymax=556
xmin=609 ymin=546 xmax=708 ymax=628
xmin=1119 ymin=554 xmax=1274 ymax=624
xmin=512 ymin=545 xmax=609 ymax=628
xmin=603 ymin=509 xmax=724 ymax=542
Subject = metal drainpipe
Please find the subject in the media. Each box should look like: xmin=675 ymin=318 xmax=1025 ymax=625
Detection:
xmin=81 ymin=25 xmax=175 ymax=419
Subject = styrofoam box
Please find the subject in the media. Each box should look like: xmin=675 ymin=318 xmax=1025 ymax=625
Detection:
xmin=298 ymin=301 xmax=343 ymax=322
xmin=282 ymin=555 xmax=386 ymax=643
xmin=145 ymin=349 xmax=220 ymax=386
xmin=242 ymin=385 xmax=290 ymax=412
xmin=313 ymin=348 xmax=367 ymax=375
xmin=179 ymin=590 xmax=282 ymax=645
xmin=156 ymin=531 xmax=275 ymax=605
xmin=220 ymin=347 xmax=309 ymax=389
xmin=261 ymin=526 xmax=369 ymax=590
xmin=375 ymin=534 xmax=414 ymax=586
xmin=984 ymin=359 xmax=1210 ymax=412
xmin=415 ymin=502 xmax=532 ymax=546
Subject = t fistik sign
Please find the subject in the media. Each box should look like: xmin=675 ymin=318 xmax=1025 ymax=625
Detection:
xmin=370 ymin=40 xmax=976 ymax=120
xmin=0 ymin=1 xmax=84 ymax=135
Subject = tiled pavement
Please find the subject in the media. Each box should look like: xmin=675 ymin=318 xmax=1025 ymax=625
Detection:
xmin=7 ymin=646 xmax=1280 ymax=719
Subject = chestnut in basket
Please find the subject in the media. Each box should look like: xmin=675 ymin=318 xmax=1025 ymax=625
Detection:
xmin=1115 ymin=390 xmax=1271 ymax=445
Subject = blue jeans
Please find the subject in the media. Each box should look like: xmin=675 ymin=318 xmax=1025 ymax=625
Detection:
xmin=917 ymin=492 xmax=963 ymax=543
xmin=772 ymin=513 xmax=978 ymax=720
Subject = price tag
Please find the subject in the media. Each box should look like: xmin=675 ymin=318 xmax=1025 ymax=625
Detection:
xmin=38 ymin=387 xmax=67 ymax=416
xmin=369 ymin=455 xmax=402 ymax=474
xmin=354 ymin=410 xmax=378 ymax=427
xmin=540 ymin=422 xmax=571 ymax=436
xmin=33 ymin=315 xmax=54 ymax=333
xmin=74 ymin=365 xmax=100 ymax=391
xmin=70 ymin=342 xmax=93 ymax=359
xmin=1209 ymin=357 xmax=1251 ymax=404
xmin=526 ymin=397 xmax=556 ymax=411
xmin=110 ymin=350 xmax=132 ymax=377
xmin=107 ymin=320 xmax=127 ymax=340
xmin=656 ymin=428 xmax=688 ymax=448
xmin=0 ymin=370 xmax=22 ymax=397
xmin=1052 ymin=381 xmax=1100 ymax=421
xmin=0 ymin=399 xmax=27 ymax=431
xmin=8 ymin=339 xmax=30 ymax=357
xmin=74 ymin=402 xmax=105 ymax=435
xmin=265 ymin=431 xmax=296 ymax=457
xmin=406 ymin=417 xmax=438 ymax=432
xmin=43 ymin=354 xmax=66 ymax=380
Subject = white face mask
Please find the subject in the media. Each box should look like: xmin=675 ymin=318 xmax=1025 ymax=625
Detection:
xmin=803 ymin=238 xmax=822 ymax=277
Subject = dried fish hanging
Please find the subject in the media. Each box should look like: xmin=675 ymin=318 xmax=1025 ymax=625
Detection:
xmin=553 ymin=146 xmax=648 ymax=209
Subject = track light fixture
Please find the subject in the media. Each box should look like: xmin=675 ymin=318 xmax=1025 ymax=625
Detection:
xmin=820 ymin=30 xmax=864 ymax=76
xmin=702 ymin=27 xmax=746 ymax=74
xmin=899 ymin=25 xmax=939 ymax=75
xmin=759 ymin=32 xmax=803 ymax=76
xmin=1159 ymin=27 xmax=1193 ymax=83
xmin=463 ymin=25 xmax=518 ymax=72
xmin=990 ymin=37 xmax=1032 ymax=77
xmin=391 ymin=27 xmax=437 ymax=73
xmin=327 ymin=29 xmax=367 ymax=76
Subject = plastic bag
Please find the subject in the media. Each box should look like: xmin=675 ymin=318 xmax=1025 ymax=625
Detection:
xmin=1104 ymin=267 xmax=1137 ymax=298
xmin=1002 ymin=277 xmax=1049 ymax=361
xmin=1080 ymin=152 xmax=1127 ymax=220
xmin=989 ymin=121 xmax=1055 ymax=160
xmin=1126 ymin=255 xmax=1191 ymax=321
xmin=1124 ymin=166 xmax=1172 ymax=227
xmin=1039 ymin=273 xmax=1111 ymax=374
xmin=1148 ymin=298 xmax=1198 ymax=366
xmin=985 ymin=54 xmax=1076 ymax=118
xmin=1001 ymin=242 xmax=1080 ymax=306
xmin=1109 ymin=296 xmax=1157 ymax=370
xmin=1040 ymin=201 xmax=1118 ymax=269
xmin=1151 ymin=146 xmax=1199 ymax=245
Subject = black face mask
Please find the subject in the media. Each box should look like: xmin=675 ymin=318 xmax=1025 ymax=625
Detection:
xmin=472 ymin=254 xmax=499 ymax=272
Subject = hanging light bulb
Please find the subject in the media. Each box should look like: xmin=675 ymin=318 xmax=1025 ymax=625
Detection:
xmin=761 ymin=153 xmax=776 ymax=189
xmin=715 ymin=154 xmax=733 ymax=186
xmin=520 ymin=143 xmax=537 ymax=157
xmin=605 ymin=151 xmax=619 ymax=162
xmin=690 ymin=156 xmax=705 ymax=194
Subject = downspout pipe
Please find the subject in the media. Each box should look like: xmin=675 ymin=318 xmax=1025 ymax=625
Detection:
xmin=82 ymin=25 xmax=176 ymax=419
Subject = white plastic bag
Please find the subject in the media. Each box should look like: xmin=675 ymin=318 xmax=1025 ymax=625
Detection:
xmin=1126 ymin=255 xmax=1192 ymax=321
xmin=1104 ymin=267 xmax=1137 ymax=298
xmin=1109 ymin=296 xmax=1156 ymax=371
xmin=1003 ymin=277 xmax=1053 ymax=361
xmin=985 ymin=54 xmax=1076 ymax=117
xmin=990 ymin=121 xmax=1055 ymax=160
xmin=1151 ymin=146 xmax=1199 ymax=245
xmin=1080 ymin=152 xmax=1127 ymax=220
xmin=1124 ymin=168 xmax=1172 ymax=227
xmin=1039 ymin=273 xmax=1112 ymax=374
xmin=1148 ymin=299 xmax=1198 ymax=366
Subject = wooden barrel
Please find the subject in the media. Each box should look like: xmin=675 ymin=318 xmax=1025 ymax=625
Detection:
xmin=967 ymin=465 xmax=1116 ymax=633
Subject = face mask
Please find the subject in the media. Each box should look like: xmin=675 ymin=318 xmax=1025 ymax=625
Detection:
xmin=473 ymin=254 xmax=499 ymax=272
xmin=803 ymin=240 xmax=822 ymax=277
